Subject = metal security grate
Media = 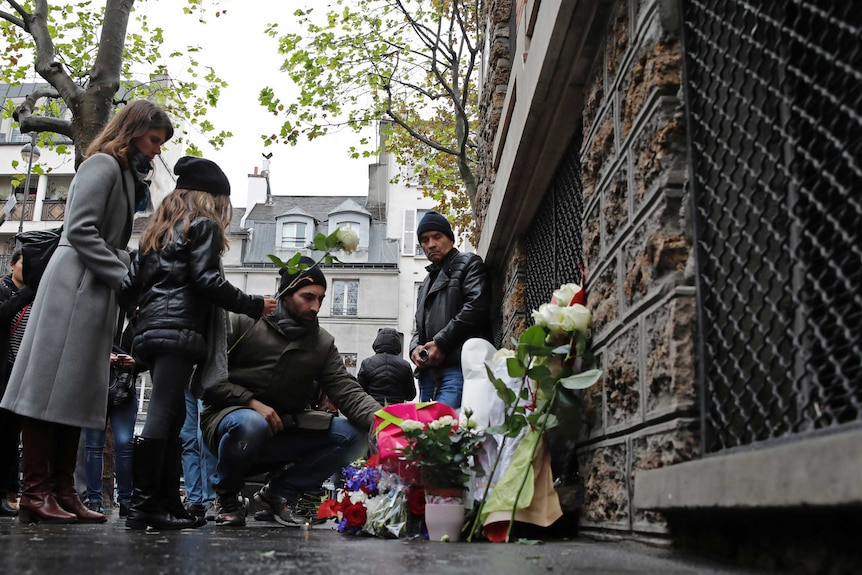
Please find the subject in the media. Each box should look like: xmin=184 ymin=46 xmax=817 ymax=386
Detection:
xmin=682 ymin=0 xmax=862 ymax=452
xmin=526 ymin=135 xmax=586 ymax=314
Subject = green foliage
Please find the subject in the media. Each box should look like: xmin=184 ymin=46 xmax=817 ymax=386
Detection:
xmin=263 ymin=0 xmax=482 ymax=240
xmin=0 ymin=0 xmax=229 ymax=162
xmin=399 ymin=412 xmax=485 ymax=489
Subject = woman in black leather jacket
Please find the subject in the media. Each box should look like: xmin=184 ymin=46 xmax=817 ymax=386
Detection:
xmin=121 ymin=156 xmax=276 ymax=531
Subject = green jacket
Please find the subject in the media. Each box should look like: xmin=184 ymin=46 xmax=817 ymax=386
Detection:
xmin=200 ymin=312 xmax=382 ymax=453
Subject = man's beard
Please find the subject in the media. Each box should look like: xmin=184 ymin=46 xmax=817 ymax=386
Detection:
xmin=277 ymin=298 xmax=316 ymax=326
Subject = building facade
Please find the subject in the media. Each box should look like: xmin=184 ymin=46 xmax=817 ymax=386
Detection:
xmin=476 ymin=0 xmax=860 ymax=568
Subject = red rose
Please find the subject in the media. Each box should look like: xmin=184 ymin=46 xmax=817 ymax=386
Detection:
xmin=316 ymin=498 xmax=341 ymax=519
xmin=407 ymin=486 xmax=426 ymax=516
xmin=366 ymin=454 xmax=379 ymax=468
xmin=344 ymin=501 xmax=367 ymax=528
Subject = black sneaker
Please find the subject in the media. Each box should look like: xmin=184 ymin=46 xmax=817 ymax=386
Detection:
xmin=204 ymin=502 xmax=217 ymax=522
xmin=186 ymin=503 xmax=207 ymax=518
xmin=214 ymin=492 xmax=247 ymax=527
xmin=253 ymin=485 xmax=305 ymax=527
xmin=253 ymin=509 xmax=275 ymax=522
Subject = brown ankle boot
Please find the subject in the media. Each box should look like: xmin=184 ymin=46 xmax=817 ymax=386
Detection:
xmin=52 ymin=424 xmax=105 ymax=524
xmin=18 ymin=419 xmax=76 ymax=524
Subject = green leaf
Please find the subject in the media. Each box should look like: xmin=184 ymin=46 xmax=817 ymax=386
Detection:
xmin=559 ymin=369 xmax=603 ymax=390
xmin=519 ymin=325 xmax=548 ymax=347
xmin=506 ymin=356 xmax=525 ymax=378
xmin=313 ymin=233 xmax=329 ymax=252
xmin=267 ymin=254 xmax=287 ymax=268
xmin=527 ymin=412 xmax=558 ymax=430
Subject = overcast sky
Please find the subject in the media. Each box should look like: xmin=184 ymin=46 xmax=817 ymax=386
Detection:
xmin=137 ymin=1 xmax=374 ymax=208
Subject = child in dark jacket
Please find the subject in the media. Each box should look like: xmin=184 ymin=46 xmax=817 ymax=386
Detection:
xmin=121 ymin=156 xmax=276 ymax=531
xmin=357 ymin=328 xmax=416 ymax=405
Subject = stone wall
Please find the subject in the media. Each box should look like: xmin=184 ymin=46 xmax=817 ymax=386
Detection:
xmin=475 ymin=0 xmax=513 ymax=237
xmin=577 ymin=0 xmax=696 ymax=535
xmin=475 ymin=0 xmax=530 ymax=348
xmin=475 ymin=0 xmax=698 ymax=537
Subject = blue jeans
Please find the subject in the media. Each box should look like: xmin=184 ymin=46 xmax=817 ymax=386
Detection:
xmin=83 ymin=394 xmax=138 ymax=506
xmin=180 ymin=390 xmax=217 ymax=506
xmin=210 ymin=409 xmax=367 ymax=502
xmin=418 ymin=366 xmax=464 ymax=408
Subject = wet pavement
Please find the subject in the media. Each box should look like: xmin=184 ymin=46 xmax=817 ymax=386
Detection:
xmin=0 ymin=511 xmax=774 ymax=575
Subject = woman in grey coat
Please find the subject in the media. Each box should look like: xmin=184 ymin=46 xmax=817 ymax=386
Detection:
xmin=0 ymin=100 xmax=173 ymax=524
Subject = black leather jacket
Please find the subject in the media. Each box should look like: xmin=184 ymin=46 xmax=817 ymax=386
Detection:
xmin=410 ymin=248 xmax=492 ymax=368
xmin=122 ymin=216 xmax=263 ymax=362
xmin=357 ymin=327 xmax=416 ymax=405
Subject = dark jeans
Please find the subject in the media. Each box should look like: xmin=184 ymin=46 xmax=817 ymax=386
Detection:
xmin=83 ymin=393 xmax=138 ymax=506
xmin=418 ymin=366 xmax=464 ymax=408
xmin=180 ymin=390 xmax=217 ymax=506
xmin=210 ymin=408 xmax=367 ymax=502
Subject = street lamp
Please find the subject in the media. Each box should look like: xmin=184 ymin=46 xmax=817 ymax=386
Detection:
xmin=19 ymin=132 xmax=41 ymax=235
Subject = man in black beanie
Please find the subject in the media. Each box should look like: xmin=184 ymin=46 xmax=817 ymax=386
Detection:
xmin=410 ymin=211 xmax=492 ymax=408
xmin=278 ymin=256 xmax=327 ymax=296
xmin=200 ymin=261 xmax=381 ymax=528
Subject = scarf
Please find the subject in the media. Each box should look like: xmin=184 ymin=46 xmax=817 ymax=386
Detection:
xmin=129 ymin=150 xmax=154 ymax=214
xmin=276 ymin=299 xmax=315 ymax=341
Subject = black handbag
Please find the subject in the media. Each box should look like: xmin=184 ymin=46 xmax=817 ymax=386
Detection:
xmin=16 ymin=226 xmax=62 ymax=291
xmin=108 ymin=364 xmax=135 ymax=407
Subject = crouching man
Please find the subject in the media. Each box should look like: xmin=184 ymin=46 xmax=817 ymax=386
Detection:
xmin=201 ymin=258 xmax=382 ymax=527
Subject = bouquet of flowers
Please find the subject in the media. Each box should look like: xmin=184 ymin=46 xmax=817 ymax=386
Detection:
xmin=466 ymin=281 xmax=603 ymax=542
xmin=398 ymin=411 xmax=486 ymax=492
xmin=317 ymin=455 xmax=424 ymax=538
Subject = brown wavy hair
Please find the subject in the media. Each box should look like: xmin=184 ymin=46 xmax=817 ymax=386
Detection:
xmin=139 ymin=189 xmax=233 ymax=255
xmin=85 ymin=100 xmax=174 ymax=168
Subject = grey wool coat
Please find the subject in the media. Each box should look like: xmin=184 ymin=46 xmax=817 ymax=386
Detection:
xmin=1 ymin=153 xmax=135 ymax=429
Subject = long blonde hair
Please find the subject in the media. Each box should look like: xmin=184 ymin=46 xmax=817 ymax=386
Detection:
xmin=86 ymin=100 xmax=174 ymax=168
xmin=139 ymin=189 xmax=233 ymax=255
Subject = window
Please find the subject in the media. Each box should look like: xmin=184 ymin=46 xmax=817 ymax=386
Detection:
xmin=340 ymin=353 xmax=357 ymax=376
xmin=331 ymin=280 xmax=359 ymax=316
xmin=403 ymin=208 xmax=430 ymax=256
xmin=280 ymin=222 xmax=306 ymax=248
xmin=338 ymin=220 xmax=360 ymax=230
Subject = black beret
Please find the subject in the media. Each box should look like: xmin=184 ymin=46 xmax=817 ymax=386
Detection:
xmin=174 ymin=156 xmax=230 ymax=196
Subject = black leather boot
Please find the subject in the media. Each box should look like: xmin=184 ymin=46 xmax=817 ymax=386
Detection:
xmin=125 ymin=437 xmax=195 ymax=530
xmin=160 ymin=438 xmax=205 ymax=528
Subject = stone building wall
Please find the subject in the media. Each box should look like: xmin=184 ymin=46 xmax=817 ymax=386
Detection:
xmin=577 ymin=0 xmax=697 ymax=535
xmin=475 ymin=0 xmax=523 ymax=346
xmin=475 ymin=0 xmax=699 ymax=537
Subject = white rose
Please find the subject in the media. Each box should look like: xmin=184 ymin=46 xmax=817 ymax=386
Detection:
xmin=531 ymin=303 xmax=553 ymax=328
xmin=553 ymin=283 xmax=583 ymax=307
xmin=336 ymin=227 xmax=360 ymax=254
xmin=561 ymin=303 xmax=591 ymax=337
xmin=436 ymin=415 xmax=457 ymax=428
xmin=538 ymin=303 xmax=568 ymax=336
xmin=349 ymin=491 xmax=367 ymax=504
xmin=399 ymin=420 xmax=424 ymax=432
